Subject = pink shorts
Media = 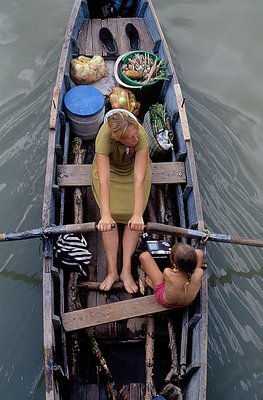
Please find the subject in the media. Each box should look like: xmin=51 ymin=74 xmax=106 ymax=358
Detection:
xmin=154 ymin=283 xmax=176 ymax=308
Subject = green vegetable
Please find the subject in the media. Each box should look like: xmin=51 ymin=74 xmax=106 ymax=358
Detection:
xmin=150 ymin=103 xmax=167 ymax=133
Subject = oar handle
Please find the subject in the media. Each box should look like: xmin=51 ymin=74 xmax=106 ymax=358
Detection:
xmin=0 ymin=228 xmax=44 ymax=242
xmin=146 ymin=222 xmax=263 ymax=248
xmin=0 ymin=222 xmax=97 ymax=242
xmin=146 ymin=222 xmax=204 ymax=239
xmin=44 ymin=222 xmax=97 ymax=236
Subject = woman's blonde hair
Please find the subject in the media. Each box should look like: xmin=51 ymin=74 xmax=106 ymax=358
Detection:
xmin=107 ymin=111 xmax=139 ymax=140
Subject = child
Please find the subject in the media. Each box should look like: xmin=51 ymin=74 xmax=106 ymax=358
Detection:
xmin=139 ymin=243 xmax=204 ymax=308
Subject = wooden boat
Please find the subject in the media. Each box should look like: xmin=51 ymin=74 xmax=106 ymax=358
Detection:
xmin=42 ymin=1 xmax=208 ymax=399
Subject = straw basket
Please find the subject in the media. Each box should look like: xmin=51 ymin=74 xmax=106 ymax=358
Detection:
xmin=143 ymin=111 xmax=170 ymax=159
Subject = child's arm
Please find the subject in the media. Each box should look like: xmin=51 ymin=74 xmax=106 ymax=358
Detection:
xmin=195 ymin=249 xmax=204 ymax=269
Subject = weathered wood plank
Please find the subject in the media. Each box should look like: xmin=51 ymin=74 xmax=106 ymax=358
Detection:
xmin=107 ymin=18 xmax=119 ymax=55
xmin=61 ymin=295 xmax=172 ymax=332
xmin=101 ymin=19 xmax=109 ymax=57
xmin=79 ymin=281 xmax=125 ymax=290
xmin=116 ymin=18 xmax=130 ymax=55
xmin=84 ymin=187 xmax=99 ymax=309
xmin=76 ymin=20 xmax=89 ymax=54
xmin=57 ymin=161 xmax=186 ymax=187
xmin=85 ymin=20 xmax=93 ymax=55
xmin=151 ymin=161 xmax=185 ymax=184
xmin=131 ymin=18 xmax=154 ymax=51
xmin=130 ymin=383 xmax=144 ymax=400
xmin=173 ymin=83 xmax=191 ymax=141
xmin=91 ymin=19 xmax=102 ymax=55
xmin=116 ymin=17 xmax=154 ymax=53
xmin=77 ymin=17 xmax=154 ymax=58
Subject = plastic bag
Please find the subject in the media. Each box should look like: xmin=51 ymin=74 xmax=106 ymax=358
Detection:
xmin=109 ymin=87 xmax=140 ymax=115
xmin=70 ymin=55 xmax=108 ymax=85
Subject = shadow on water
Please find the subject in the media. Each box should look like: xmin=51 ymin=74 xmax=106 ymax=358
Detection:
xmin=209 ymin=263 xmax=263 ymax=288
xmin=0 ymin=267 xmax=41 ymax=287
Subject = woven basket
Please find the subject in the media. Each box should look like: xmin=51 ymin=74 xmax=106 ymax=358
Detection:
xmin=143 ymin=111 xmax=169 ymax=159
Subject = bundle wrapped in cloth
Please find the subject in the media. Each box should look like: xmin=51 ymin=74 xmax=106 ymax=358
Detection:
xmin=70 ymin=55 xmax=108 ymax=84
xmin=54 ymin=233 xmax=92 ymax=276
xmin=109 ymin=86 xmax=140 ymax=116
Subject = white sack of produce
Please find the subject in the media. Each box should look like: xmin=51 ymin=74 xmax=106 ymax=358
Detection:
xmin=70 ymin=55 xmax=108 ymax=84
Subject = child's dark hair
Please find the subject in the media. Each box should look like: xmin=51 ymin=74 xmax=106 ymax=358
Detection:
xmin=170 ymin=243 xmax=197 ymax=275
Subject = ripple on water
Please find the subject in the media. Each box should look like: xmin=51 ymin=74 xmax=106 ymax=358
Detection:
xmin=0 ymin=15 xmax=19 ymax=45
xmin=180 ymin=82 xmax=263 ymax=399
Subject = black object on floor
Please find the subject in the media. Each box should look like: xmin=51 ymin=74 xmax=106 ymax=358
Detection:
xmin=99 ymin=27 xmax=117 ymax=55
xmin=125 ymin=23 xmax=139 ymax=50
xmin=132 ymin=232 xmax=149 ymax=266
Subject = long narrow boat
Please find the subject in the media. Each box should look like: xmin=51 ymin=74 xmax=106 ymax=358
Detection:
xmin=42 ymin=1 xmax=208 ymax=399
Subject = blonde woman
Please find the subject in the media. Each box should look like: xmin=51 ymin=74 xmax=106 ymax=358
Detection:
xmin=92 ymin=111 xmax=152 ymax=293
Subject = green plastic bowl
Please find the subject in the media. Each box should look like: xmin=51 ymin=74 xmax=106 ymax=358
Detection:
xmin=119 ymin=51 xmax=163 ymax=87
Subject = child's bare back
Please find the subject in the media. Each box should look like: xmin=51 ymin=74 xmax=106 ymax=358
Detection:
xmin=162 ymin=258 xmax=203 ymax=307
xmin=139 ymin=244 xmax=203 ymax=308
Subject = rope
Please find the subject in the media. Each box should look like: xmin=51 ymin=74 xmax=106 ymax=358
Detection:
xmin=200 ymin=229 xmax=210 ymax=244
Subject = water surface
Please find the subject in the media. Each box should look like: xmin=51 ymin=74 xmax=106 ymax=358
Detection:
xmin=0 ymin=0 xmax=262 ymax=398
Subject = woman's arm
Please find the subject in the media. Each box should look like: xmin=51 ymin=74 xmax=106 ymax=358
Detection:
xmin=96 ymin=153 xmax=115 ymax=231
xmin=128 ymin=148 xmax=148 ymax=231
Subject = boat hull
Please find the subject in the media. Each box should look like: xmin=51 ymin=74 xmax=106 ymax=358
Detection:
xmin=42 ymin=1 xmax=208 ymax=399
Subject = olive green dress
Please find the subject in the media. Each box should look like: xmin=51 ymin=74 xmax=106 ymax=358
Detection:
xmin=92 ymin=122 xmax=152 ymax=224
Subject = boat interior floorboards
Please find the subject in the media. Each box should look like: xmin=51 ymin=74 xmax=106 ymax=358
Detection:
xmin=77 ymin=17 xmax=155 ymax=56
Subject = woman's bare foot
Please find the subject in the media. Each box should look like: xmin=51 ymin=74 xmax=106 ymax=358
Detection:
xmin=99 ymin=273 xmax=119 ymax=291
xmin=120 ymin=271 xmax=138 ymax=293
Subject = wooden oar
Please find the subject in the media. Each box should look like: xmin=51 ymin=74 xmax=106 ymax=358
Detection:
xmin=0 ymin=222 xmax=96 ymax=242
xmin=1 ymin=221 xmax=263 ymax=248
xmin=146 ymin=222 xmax=263 ymax=248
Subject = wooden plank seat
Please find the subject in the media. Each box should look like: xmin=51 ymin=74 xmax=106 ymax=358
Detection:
xmin=61 ymin=294 xmax=173 ymax=332
xmin=57 ymin=161 xmax=186 ymax=187
xmin=78 ymin=281 xmax=126 ymax=290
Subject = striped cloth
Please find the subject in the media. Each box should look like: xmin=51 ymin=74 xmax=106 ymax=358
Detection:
xmin=54 ymin=233 xmax=92 ymax=276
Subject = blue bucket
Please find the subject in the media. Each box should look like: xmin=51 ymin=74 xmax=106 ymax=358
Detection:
xmin=64 ymin=85 xmax=105 ymax=140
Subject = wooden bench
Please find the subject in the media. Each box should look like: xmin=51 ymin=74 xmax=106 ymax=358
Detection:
xmin=57 ymin=161 xmax=186 ymax=187
xmin=61 ymin=294 xmax=173 ymax=332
